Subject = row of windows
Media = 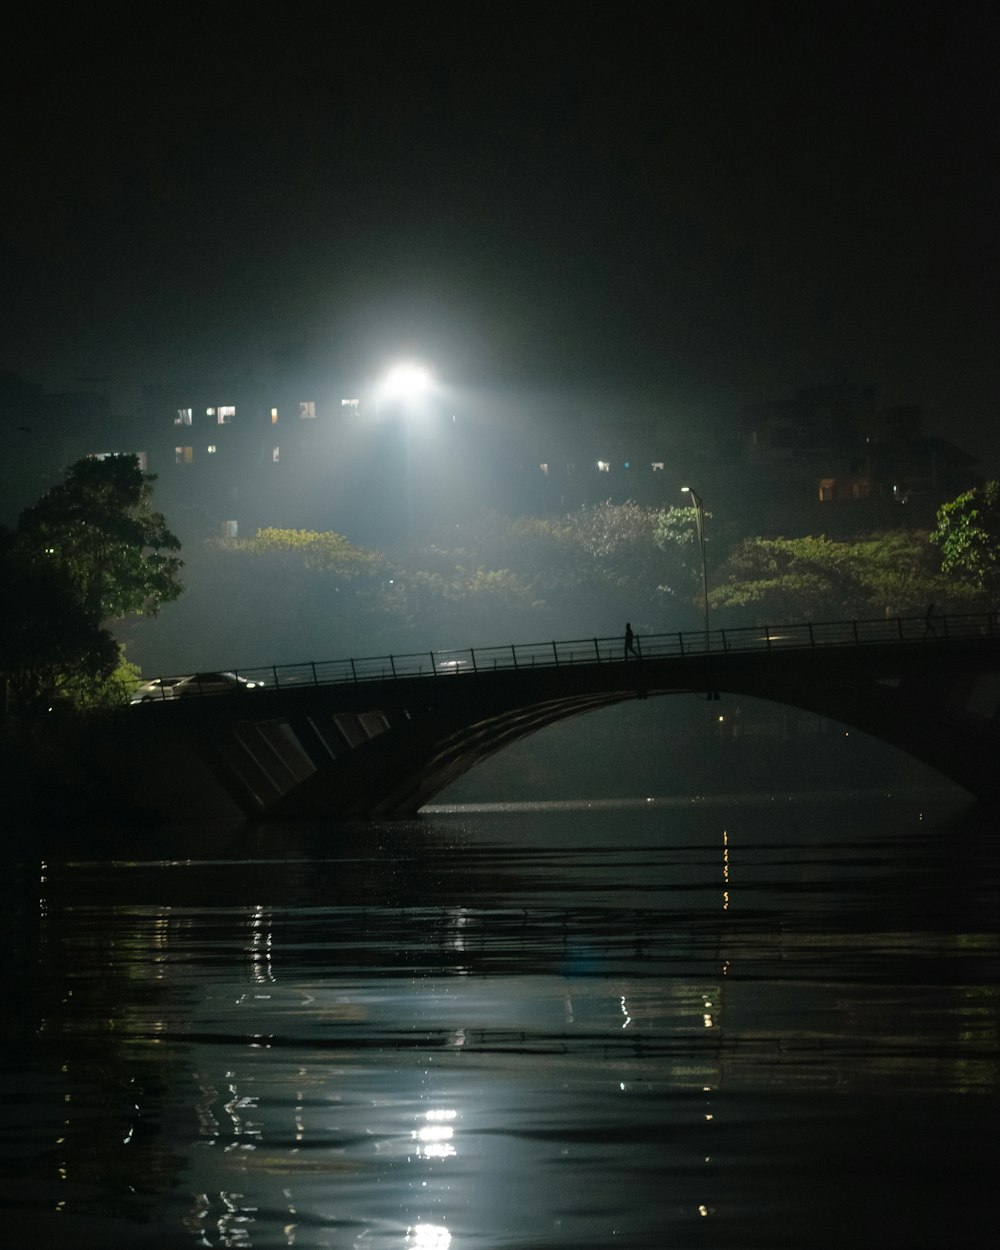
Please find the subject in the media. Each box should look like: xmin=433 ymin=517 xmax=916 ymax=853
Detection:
xmin=174 ymin=402 xmax=316 ymax=426
xmin=174 ymin=446 xmax=672 ymax=472
xmin=175 ymin=445 xmax=282 ymax=463
xmin=544 ymin=460 xmax=665 ymax=475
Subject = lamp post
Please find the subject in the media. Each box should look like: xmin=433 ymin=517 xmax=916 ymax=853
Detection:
xmin=681 ymin=485 xmax=710 ymax=648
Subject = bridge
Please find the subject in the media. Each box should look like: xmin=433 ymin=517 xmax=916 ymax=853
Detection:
xmin=104 ymin=613 xmax=1000 ymax=822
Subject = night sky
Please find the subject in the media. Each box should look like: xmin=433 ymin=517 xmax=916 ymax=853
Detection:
xmin=3 ymin=3 xmax=998 ymax=464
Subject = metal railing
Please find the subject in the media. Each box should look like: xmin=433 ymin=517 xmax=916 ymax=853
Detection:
xmin=132 ymin=612 xmax=998 ymax=702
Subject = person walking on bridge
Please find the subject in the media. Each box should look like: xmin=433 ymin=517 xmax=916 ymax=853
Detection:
xmin=624 ymin=622 xmax=640 ymax=660
xmin=924 ymin=603 xmax=937 ymax=637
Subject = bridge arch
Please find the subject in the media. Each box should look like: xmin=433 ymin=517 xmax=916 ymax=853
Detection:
xmin=113 ymin=617 xmax=1000 ymax=820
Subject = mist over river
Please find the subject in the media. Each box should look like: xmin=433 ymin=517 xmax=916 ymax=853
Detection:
xmin=1 ymin=789 xmax=997 ymax=1248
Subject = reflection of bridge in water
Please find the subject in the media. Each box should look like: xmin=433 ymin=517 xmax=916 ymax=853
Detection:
xmin=117 ymin=614 xmax=1000 ymax=821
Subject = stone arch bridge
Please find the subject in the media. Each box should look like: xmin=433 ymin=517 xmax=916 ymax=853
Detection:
xmin=105 ymin=614 xmax=1000 ymax=822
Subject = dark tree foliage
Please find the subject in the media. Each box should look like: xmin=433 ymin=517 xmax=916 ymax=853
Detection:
xmin=18 ymin=454 xmax=183 ymax=619
xmin=0 ymin=530 xmax=119 ymax=712
xmin=2 ymin=456 xmax=182 ymax=713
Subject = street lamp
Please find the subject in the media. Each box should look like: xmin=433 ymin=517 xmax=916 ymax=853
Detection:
xmin=681 ymin=485 xmax=710 ymax=647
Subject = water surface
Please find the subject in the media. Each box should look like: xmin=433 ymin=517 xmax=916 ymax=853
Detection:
xmin=1 ymin=791 xmax=997 ymax=1248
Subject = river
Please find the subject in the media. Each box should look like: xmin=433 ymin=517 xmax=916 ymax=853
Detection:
xmin=1 ymin=789 xmax=997 ymax=1248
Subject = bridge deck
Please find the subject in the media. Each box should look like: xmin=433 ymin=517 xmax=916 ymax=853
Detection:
xmin=135 ymin=612 xmax=998 ymax=701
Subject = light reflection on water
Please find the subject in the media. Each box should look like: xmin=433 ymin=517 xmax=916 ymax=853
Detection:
xmin=0 ymin=792 xmax=997 ymax=1248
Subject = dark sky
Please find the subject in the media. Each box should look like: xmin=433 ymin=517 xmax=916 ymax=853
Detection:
xmin=3 ymin=3 xmax=998 ymax=463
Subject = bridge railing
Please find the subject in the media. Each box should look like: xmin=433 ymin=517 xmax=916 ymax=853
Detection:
xmin=137 ymin=612 xmax=997 ymax=700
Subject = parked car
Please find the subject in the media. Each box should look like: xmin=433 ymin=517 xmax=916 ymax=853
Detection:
xmin=130 ymin=672 xmax=265 ymax=703
xmin=172 ymin=671 xmax=266 ymax=697
xmin=130 ymin=677 xmax=186 ymax=704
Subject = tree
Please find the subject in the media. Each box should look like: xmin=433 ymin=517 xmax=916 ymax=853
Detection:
xmin=53 ymin=646 xmax=142 ymax=710
xmin=653 ymin=505 xmax=713 ymax=620
xmin=0 ymin=530 xmax=119 ymax=713
xmin=2 ymin=456 xmax=182 ymax=714
xmin=416 ymin=504 xmax=685 ymax=638
xmin=930 ymin=481 xmax=1000 ymax=604
xmin=18 ymin=455 xmax=182 ymax=620
xmin=709 ymin=531 xmax=966 ymax=625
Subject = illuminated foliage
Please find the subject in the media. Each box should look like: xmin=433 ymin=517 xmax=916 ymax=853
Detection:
xmin=53 ymin=647 xmax=143 ymax=710
xmin=710 ymin=532 xmax=966 ymax=623
xmin=228 ymin=527 xmax=387 ymax=576
xmin=412 ymin=504 xmax=691 ymax=636
xmin=931 ymin=481 xmax=1000 ymax=603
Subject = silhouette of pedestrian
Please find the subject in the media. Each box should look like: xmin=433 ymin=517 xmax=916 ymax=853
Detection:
xmin=924 ymin=603 xmax=937 ymax=637
xmin=624 ymin=622 xmax=640 ymax=660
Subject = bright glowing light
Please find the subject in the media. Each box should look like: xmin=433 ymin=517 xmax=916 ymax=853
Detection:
xmin=379 ymin=362 xmax=433 ymax=401
xmin=406 ymin=1224 xmax=451 ymax=1249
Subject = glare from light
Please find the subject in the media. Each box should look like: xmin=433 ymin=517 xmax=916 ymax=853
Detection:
xmin=413 ymin=1107 xmax=457 ymax=1158
xmin=406 ymin=1224 xmax=451 ymax=1249
xmin=379 ymin=362 xmax=433 ymax=401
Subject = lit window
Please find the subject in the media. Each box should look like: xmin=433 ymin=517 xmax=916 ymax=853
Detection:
xmin=222 ymin=520 xmax=238 ymax=539
xmin=597 ymin=460 xmax=610 ymax=472
xmin=174 ymin=408 xmax=192 ymax=425
xmin=299 ymin=401 xmax=316 ymax=419
xmin=539 ymin=463 xmax=549 ymax=476
xmin=651 ymin=462 xmax=664 ymax=472
xmin=175 ymin=446 xmax=193 ymax=464
xmin=271 ymin=407 xmax=279 ymax=424
xmin=218 ymin=405 xmax=235 ymax=424
xmin=272 ymin=446 xmax=280 ymax=463
xmin=207 ymin=444 xmax=217 ymax=454
xmin=206 ymin=407 xmax=216 ymax=416
xmin=341 ymin=397 xmax=359 ymax=409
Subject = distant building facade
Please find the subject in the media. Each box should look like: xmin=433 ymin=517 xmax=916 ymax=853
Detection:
xmin=1 ymin=369 xmax=983 ymax=542
xmin=739 ymin=383 xmax=980 ymax=531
